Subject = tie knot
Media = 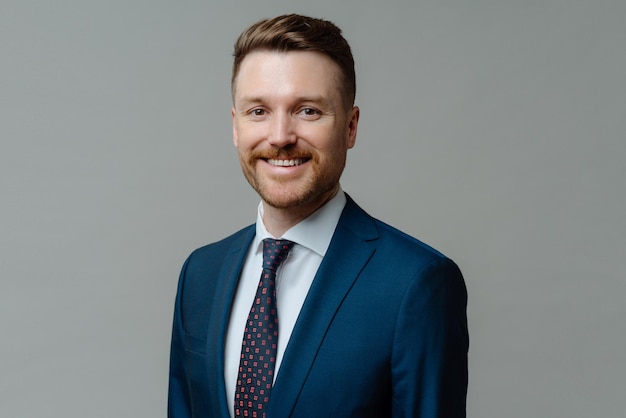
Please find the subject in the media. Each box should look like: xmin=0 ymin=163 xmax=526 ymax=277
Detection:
xmin=262 ymin=239 xmax=294 ymax=272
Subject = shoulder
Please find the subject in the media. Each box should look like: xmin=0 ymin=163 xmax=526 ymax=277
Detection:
xmin=175 ymin=224 xmax=255 ymax=316
xmin=183 ymin=224 xmax=255 ymax=273
xmin=342 ymin=195 xmax=452 ymax=264
xmin=350 ymin=205 xmax=467 ymax=328
xmin=372 ymin=217 xmax=463 ymax=289
xmin=340 ymin=196 xmax=464 ymax=294
xmin=373 ymin=217 xmax=447 ymax=258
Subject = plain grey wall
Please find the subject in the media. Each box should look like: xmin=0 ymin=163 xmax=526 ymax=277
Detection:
xmin=2 ymin=1 xmax=624 ymax=417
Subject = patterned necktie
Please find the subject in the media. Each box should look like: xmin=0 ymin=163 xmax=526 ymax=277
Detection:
xmin=234 ymin=238 xmax=294 ymax=418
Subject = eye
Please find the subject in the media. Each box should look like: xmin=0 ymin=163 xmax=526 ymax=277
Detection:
xmin=251 ymin=108 xmax=266 ymax=116
xmin=298 ymin=107 xmax=321 ymax=119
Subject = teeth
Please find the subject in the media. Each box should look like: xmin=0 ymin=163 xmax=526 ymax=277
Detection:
xmin=267 ymin=158 xmax=305 ymax=167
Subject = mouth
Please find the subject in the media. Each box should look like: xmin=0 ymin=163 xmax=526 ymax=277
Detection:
xmin=265 ymin=158 xmax=310 ymax=167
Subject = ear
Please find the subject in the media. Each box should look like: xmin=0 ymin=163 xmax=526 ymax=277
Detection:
xmin=232 ymin=107 xmax=239 ymax=147
xmin=346 ymin=106 xmax=360 ymax=149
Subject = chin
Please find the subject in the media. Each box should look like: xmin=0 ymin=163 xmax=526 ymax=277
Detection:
xmin=258 ymin=190 xmax=311 ymax=209
xmin=258 ymin=182 xmax=338 ymax=211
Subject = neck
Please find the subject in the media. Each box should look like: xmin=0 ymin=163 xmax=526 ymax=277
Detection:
xmin=262 ymin=187 xmax=339 ymax=237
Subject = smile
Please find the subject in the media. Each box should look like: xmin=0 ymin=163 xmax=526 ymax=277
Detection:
xmin=266 ymin=158 xmax=308 ymax=167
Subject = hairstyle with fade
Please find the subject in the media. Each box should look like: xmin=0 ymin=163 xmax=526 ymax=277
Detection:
xmin=231 ymin=14 xmax=356 ymax=109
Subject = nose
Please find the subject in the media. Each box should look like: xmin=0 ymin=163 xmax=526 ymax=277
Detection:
xmin=267 ymin=113 xmax=296 ymax=148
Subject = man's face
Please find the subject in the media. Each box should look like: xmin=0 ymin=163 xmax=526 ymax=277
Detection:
xmin=232 ymin=50 xmax=359 ymax=213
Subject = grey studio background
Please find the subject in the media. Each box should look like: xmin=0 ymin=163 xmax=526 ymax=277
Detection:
xmin=1 ymin=1 xmax=624 ymax=417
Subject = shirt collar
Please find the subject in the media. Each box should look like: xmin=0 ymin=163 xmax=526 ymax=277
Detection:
xmin=253 ymin=188 xmax=347 ymax=257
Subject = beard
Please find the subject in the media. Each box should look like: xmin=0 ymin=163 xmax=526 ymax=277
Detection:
xmin=238 ymin=146 xmax=346 ymax=210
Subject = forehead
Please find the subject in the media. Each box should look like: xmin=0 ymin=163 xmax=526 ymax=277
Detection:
xmin=233 ymin=50 xmax=343 ymax=104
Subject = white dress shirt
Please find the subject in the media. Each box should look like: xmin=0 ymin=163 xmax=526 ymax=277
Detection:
xmin=224 ymin=190 xmax=347 ymax=417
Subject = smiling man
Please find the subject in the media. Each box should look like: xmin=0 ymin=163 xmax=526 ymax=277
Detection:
xmin=168 ymin=14 xmax=468 ymax=418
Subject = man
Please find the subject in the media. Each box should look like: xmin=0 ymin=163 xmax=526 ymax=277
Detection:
xmin=169 ymin=14 xmax=468 ymax=418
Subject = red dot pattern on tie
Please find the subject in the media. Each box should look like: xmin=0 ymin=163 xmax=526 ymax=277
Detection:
xmin=234 ymin=239 xmax=294 ymax=418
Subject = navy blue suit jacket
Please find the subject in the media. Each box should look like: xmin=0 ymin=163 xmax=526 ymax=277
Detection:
xmin=168 ymin=196 xmax=468 ymax=417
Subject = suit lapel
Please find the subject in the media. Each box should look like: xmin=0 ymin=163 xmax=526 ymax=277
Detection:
xmin=204 ymin=226 xmax=255 ymax=417
xmin=268 ymin=197 xmax=379 ymax=417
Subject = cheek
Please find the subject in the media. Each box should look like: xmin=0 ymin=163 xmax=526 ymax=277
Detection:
xmin=304 ymin=124 xmax=345 ymax=148
xmin=233 ymin=132 xmax=254 ymax=152
xmin=235 ymin=123 xmax=268 ymax=149
xmin=322 ymin=134 xmax=350 ymax=156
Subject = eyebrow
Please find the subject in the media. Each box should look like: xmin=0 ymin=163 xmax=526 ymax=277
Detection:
xmin=236 ymin=95 xmax=334 ymax=109
xmin=301 ymin=96 xmax=335 ymax=110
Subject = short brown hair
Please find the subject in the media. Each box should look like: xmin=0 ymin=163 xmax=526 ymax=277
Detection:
xmin=232 ymin=14 xmax=356 ymax=108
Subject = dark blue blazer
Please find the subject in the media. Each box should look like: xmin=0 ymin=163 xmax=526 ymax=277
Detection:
xmin=168 ymin=196 xmax=468 ymax=417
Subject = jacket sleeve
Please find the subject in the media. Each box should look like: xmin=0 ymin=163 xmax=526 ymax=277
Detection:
xmin=391 ymin=258 xmax=469 ymax=417
xmin=168 ymin=257 xmax=193 ymax=418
